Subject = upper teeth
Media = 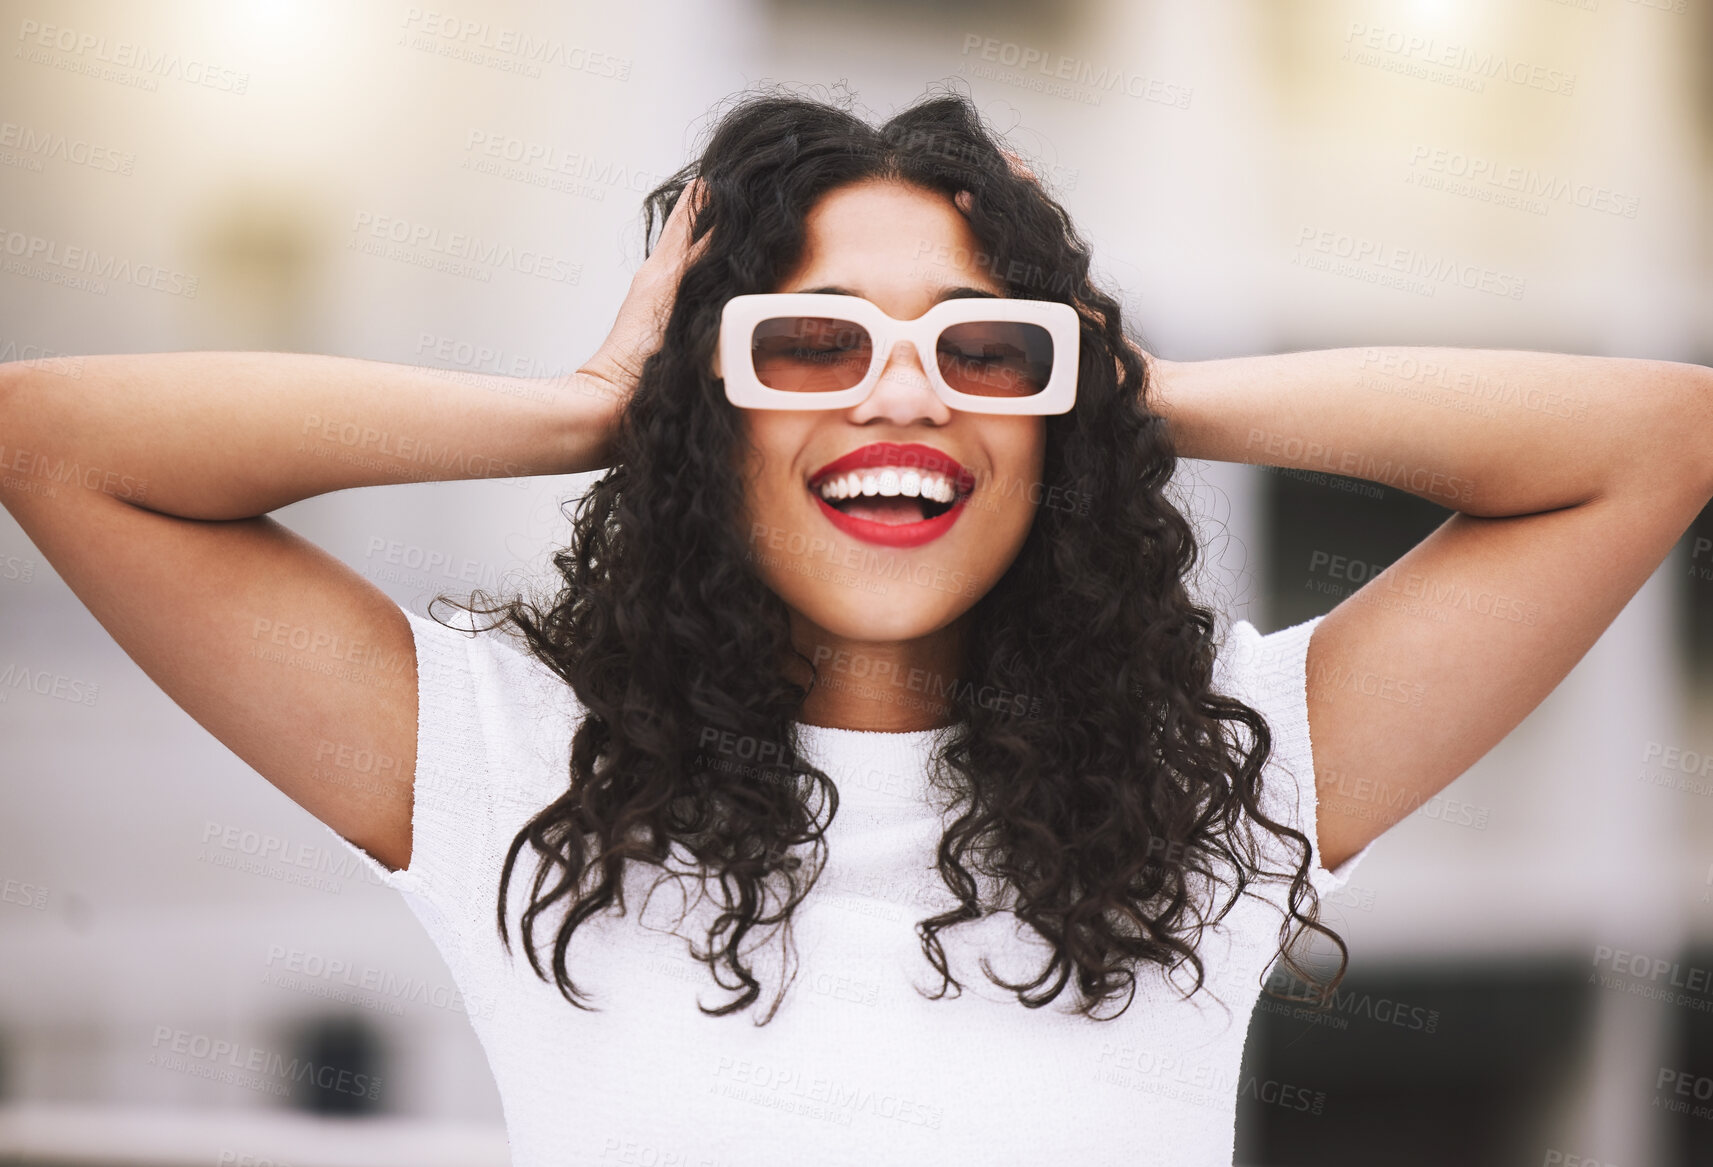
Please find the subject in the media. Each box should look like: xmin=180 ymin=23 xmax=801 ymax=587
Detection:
xmin=816 ymin=468 xmax=959 ymax=503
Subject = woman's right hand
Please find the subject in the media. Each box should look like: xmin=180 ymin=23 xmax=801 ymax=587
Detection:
xmin=574 ymin=177 xmax=711 ymax=414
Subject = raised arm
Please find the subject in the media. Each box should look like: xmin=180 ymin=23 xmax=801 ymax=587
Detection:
xmin=0 ymin=180 xmax=705 ymax=873
xmin=3 ymin=351 xmax=624 ymax=520
xmin=1149 ymin=347 xmax=1713 ymax=869
xmin=0 ymin=353 xmax=615 ymax=872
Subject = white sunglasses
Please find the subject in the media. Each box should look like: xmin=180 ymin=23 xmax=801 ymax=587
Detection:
xmin=715 ymin=293 xmax=1079 ymax=414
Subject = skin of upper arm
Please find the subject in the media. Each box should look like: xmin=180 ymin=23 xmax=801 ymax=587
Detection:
xmin=1303 ymin=369 xmax=1713 ymax=871
xmin=2 ymin=479 xmax=419 ymax=872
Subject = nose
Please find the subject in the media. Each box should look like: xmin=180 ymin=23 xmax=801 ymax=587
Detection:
xmin=847 ymin=340 xmax=952 ymax=427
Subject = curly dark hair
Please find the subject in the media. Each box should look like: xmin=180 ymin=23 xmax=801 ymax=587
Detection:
xmin=443 ymin=84 xmax=1347 ymax=1025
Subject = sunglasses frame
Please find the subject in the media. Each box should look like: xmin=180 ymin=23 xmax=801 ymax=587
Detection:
xmin=715 ymin=293 xmax=1080 ymax=415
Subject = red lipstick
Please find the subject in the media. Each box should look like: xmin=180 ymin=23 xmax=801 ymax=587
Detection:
xmin=807 ymin=442 xmax=975 ymax=549
xmin=807 ymin=443 xmax=976 ymax=493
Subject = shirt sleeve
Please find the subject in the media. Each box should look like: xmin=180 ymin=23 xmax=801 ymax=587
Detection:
xmin=329 ymin=602 xmax=579 ymax=986
xmin=1215 ymin=614 xmax=1374 ymax=897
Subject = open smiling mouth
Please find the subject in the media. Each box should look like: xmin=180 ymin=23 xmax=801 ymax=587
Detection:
xmin=805 ymin=443 xmax=976 ymax=548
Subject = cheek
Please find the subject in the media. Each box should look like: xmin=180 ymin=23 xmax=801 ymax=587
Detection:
xmin=735 ymin=415 xmax=809 ymax=533
xmin=977 ymin=428 xmax=1048 ymax=554
xmin=988 ymin=423 xmax=1047 ymax=509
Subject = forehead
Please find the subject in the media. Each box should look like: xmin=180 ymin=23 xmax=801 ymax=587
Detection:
xmin=778 ymin=178 xmax=1003 ymax=304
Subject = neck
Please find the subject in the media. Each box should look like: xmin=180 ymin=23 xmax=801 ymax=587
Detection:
xmin=787 ymin=611 xmax=968 ymax=732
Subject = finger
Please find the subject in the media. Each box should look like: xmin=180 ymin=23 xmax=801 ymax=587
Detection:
xmin=628 ymin=180 xmax=709 ymax=320
xmin=646 ymin=189 xmax=710 ymax=282
xmin=658 ymin=178 xmax=707 ymax=252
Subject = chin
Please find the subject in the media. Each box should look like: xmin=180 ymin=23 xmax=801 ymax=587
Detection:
xmin=792 ymin=587 xmax=975 ymax=644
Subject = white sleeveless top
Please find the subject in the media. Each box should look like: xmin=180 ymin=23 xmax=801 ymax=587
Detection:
xmin=335 ymin=604 xmax=1368 ymax=1166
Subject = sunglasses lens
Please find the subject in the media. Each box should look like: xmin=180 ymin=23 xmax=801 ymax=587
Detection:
xmin=751 ymin=316 xmax=874 ymax=392
xmin=936 ymin=322 xmax=1056 ymax=397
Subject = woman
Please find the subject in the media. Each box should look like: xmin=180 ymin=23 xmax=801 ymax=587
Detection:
xmin=3 ymin=89 xmax=1708 ymax=1165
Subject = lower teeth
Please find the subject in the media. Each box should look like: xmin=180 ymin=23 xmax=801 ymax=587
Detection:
xmin=824 ymin=493 xmax=949 ymax=524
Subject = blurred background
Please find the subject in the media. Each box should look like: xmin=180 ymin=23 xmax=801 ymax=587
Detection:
xmin=1 ymin=0 xmax=1710 ymax=1163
